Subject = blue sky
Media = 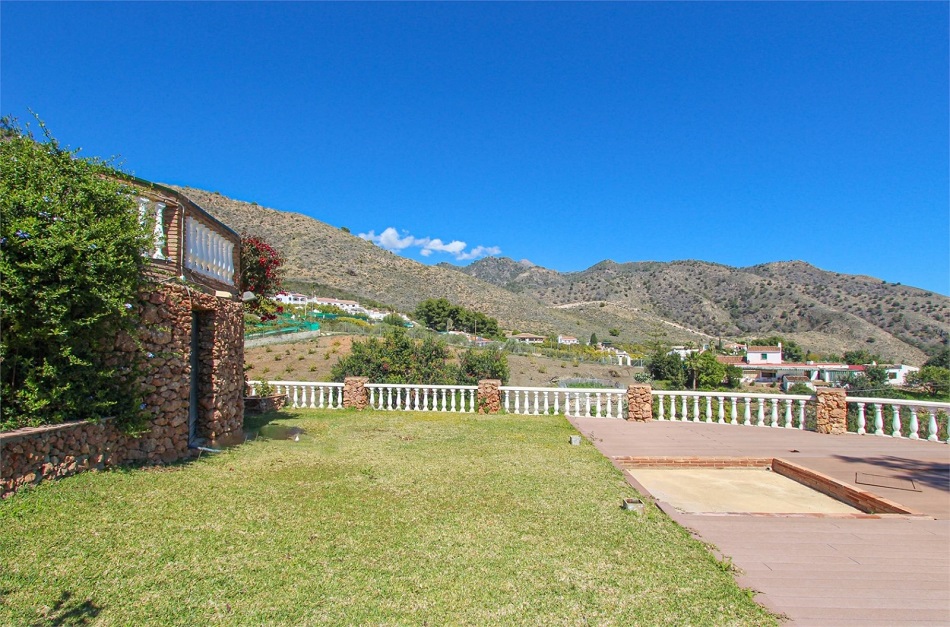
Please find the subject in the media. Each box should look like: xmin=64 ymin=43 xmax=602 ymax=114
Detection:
xmin=3 ymin=2 xmax=948 ymax=294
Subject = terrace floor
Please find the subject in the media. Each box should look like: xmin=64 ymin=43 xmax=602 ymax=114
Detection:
xmin=569 ymin=418 xmax=950 ymax=626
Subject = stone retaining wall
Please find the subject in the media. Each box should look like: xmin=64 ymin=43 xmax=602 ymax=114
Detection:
xmin=815 ymin=388 xmax=847 ymax=434
xmin=477 ymin=380 xmax=501 ymax=414
xmin=1 ymin=283 xmax=244 ymax=498
xmin=626 ymin=384 xmax=653 ymax=421
xmin=343 ymin=377 xmax=370 ymax=410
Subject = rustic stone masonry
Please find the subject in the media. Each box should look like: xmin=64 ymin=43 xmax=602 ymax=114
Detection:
xmin=477 ymin=379 xmax=502 ymax=414
xmin=815 ymin=388 xmax=848 ymax=434
xmin=343 ymin=377 xmax=370 ymax=410
xmin=626 ymin=384 xmax=653 ymax=421
xmin=1 ymin=282 xmax=244 ymax=498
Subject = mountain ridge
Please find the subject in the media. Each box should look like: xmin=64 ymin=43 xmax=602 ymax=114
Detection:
xmin=172 ymin=186 xmax=947 ymax=365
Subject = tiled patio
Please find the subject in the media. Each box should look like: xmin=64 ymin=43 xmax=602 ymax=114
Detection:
xmin=570 ymin=418 xmax=950 ymax=626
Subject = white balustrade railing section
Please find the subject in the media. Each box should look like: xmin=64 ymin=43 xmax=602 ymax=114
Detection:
xmin=848 ymin=397 xmax=950 ymax=443
xmin=247 ymin=380 xmax=344 ymax=409
xmin=500 ymin=386 xmax=626 ymax=419
xmin=652 ymin=391 xmax=813 ymax=430
xmin=184 ymin=215 xmax=236 ymax=286
xmin=244 ymin=380 xmax=949 ymax=444
xmin=365 ymin=383 xmax=478 ymax=412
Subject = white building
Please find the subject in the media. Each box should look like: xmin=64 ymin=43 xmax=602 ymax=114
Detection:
xmin=312 ymin=297 xmax=365 ymax=315
xmin=884 ymin=364 xmax=919 ymax=386
xmin=746 ymin=344 xmax=783 ymax=365
xmin=273 ymin=292 xmax=308 ymax=305
xmin=557 ymin=335 xmax=579 ymax=345
xmin=668 ymin=346 xmax=700 ymax=359
xmin=511 ymin=333 xmax=545 ymax=345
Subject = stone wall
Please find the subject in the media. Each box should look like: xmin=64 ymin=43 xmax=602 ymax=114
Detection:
xmin=626 ymin=384 xmax=653 ymax=421
xmin=1 ymin=282 xmax=244 ymax=498
xmin=815 ymin=388 xmax=848 ymax=434
xmin=343 ymin=377 xmax=370 ymax=410
xmin=477 ymin=379 xmax=501 ymax=414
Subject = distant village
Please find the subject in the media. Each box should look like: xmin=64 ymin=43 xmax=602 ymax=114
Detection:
xmin=270 ymin=292 xmax=920 ymax=390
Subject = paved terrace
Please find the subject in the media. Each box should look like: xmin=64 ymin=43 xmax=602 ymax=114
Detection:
xmin=569 ymin=418 xmax=950 ymax=626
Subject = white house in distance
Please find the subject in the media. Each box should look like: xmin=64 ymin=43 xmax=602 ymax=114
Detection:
xmin=668 ymin=346 xmax=700 ymax=359
xmin=312 ymin=297 xmax=364 ymax=315
xmin=557 ymin=335 xmax=579 ymax=345
xmin=273 ymin=292 xmax=308 ymax=305
xmin=511 ymin=333 xmax=545 ymax=345
xmin=745 ymin=344 xmax=783 ymax=365
xmin=884 ymin=364 xmax=919 ymax=386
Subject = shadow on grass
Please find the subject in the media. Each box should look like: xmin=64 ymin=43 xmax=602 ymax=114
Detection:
xmin=242 ymin=409 xmax=287 ymax=433
xmin=832 ymin=455 xmax=950 ymax=492
xmin=29 ymin=590 xmax=101 ymax=626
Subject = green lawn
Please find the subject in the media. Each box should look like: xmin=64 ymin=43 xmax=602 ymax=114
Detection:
xmin=1 ymin=410 xmax=776 ymax=625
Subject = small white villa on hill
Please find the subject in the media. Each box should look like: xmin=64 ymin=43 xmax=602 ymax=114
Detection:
xmin=557 ymin=335 xmax=579 ymax=345
xmin=745 ymin=344 xmax=783 ymax=365
xmin=511 ymin=333 xmax=545 ymax=344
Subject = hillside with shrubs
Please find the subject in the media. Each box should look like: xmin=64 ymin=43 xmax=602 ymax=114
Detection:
xmin=175 ymin=187 xmax=945 ymax=365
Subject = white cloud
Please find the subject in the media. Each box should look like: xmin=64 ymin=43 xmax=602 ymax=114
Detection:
xmin=359 ymin=227 xmax=500 ymax=262
xmin=457 ymin=245 xmax=502 ymax=261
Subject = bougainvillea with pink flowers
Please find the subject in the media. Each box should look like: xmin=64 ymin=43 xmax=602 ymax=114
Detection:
xmin=240 ymin=234 xmax=285 ymax=321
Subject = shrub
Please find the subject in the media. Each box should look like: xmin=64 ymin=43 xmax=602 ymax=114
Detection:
xmin=457 ymin=348 xmax=510 ymax=385
xmin=331 ymin=327 xmax=453 ymax=384
xmin=0 ymin=118 xmax=151 ymax=431
xmin=382 ymin=313 xmax=407 ymax=327
xmin=241 ymin=234 xmax=284 ymax=321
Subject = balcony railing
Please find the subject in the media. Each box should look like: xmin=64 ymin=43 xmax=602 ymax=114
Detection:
xmin=131 ymin=179 xmax=240 ymax=290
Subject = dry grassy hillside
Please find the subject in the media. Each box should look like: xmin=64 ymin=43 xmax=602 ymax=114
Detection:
xmin=173 ymin=187 xmax=678 ymax=342
xmin=173 ymin=186 xmax=944 ymax=365
xmin=455 ymin=257 xmax=947 ymax=364
xmin=244 ymin=334 xmax=646 ymax=388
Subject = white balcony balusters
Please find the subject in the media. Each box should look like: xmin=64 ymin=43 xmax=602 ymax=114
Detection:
xmin=184 ymin=216 xmax=235 ymax=286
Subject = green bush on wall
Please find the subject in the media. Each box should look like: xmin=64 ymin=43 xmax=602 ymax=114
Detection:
xmin=0 ymin=117 xmax=151 ymax=432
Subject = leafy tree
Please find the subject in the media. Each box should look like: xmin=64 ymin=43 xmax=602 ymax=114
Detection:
xmin=589 ymin=333 xmax=599 ymax=346
xmin=685 ymin=351 xmax=726 ymax=390
xmin=0 ymin=117 xmax=151 ymax=431
xmin=842 ymin=365 xmax=889 ymax=396
xmin=923 ymin=347 xmax=950 ymax=369
xmin=457 ymin=348 xmax=509 ymax=385
xmin=331 ymin=327 xmax=452 ymax=384
xmin=413 ymin=298 xmax=502 ymax=339
xmin=724 ymin=364 xmax=743 ymax=389
xmin=648 ymin=351 xmax=685 ymax=388
xmin=608 ymin=328 xmax=621 ymax=337
xmin=843 ymin=349 xmax=883 ymax=366
xmin=906 ymin=366 xmax=950 ymax=398
xmin=382 ymin=313 xmax=407 ymax=327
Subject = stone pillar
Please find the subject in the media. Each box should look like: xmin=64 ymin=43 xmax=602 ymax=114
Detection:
xmin=626 ymin=384 xmax=653 ymax=421
xmin=815 ymin=388 xmax=847 ymax=434
xmin=477 ymin=379 xmax=501 ymax=414
xmin=343 ymin=377 xmax=369 ymax=410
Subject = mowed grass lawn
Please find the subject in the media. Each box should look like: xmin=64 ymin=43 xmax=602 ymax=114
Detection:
xmin=1 ymin=410 xmax=776 ymax=625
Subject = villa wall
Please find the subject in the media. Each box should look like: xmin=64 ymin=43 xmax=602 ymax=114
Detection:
xmin=1 ymin=283 xmax=244 ymax=498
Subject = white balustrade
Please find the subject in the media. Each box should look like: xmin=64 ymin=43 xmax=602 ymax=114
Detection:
xmin=246 ymin=381 xmax=949 ymax=446
xmin=247 ymin=381 xmax=344 ymax=409
xmin=499 ymin=386 xmax=626 ymax=419
xmin=184 ymin=215 xmax=236 ymax=286
xmin=848 ymin=397 xmax=950 ymax=443
xmin=654 ymin=391 xmax=812 ymax=431
xmin=365 ymin=384 xmax=477 ymax=412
